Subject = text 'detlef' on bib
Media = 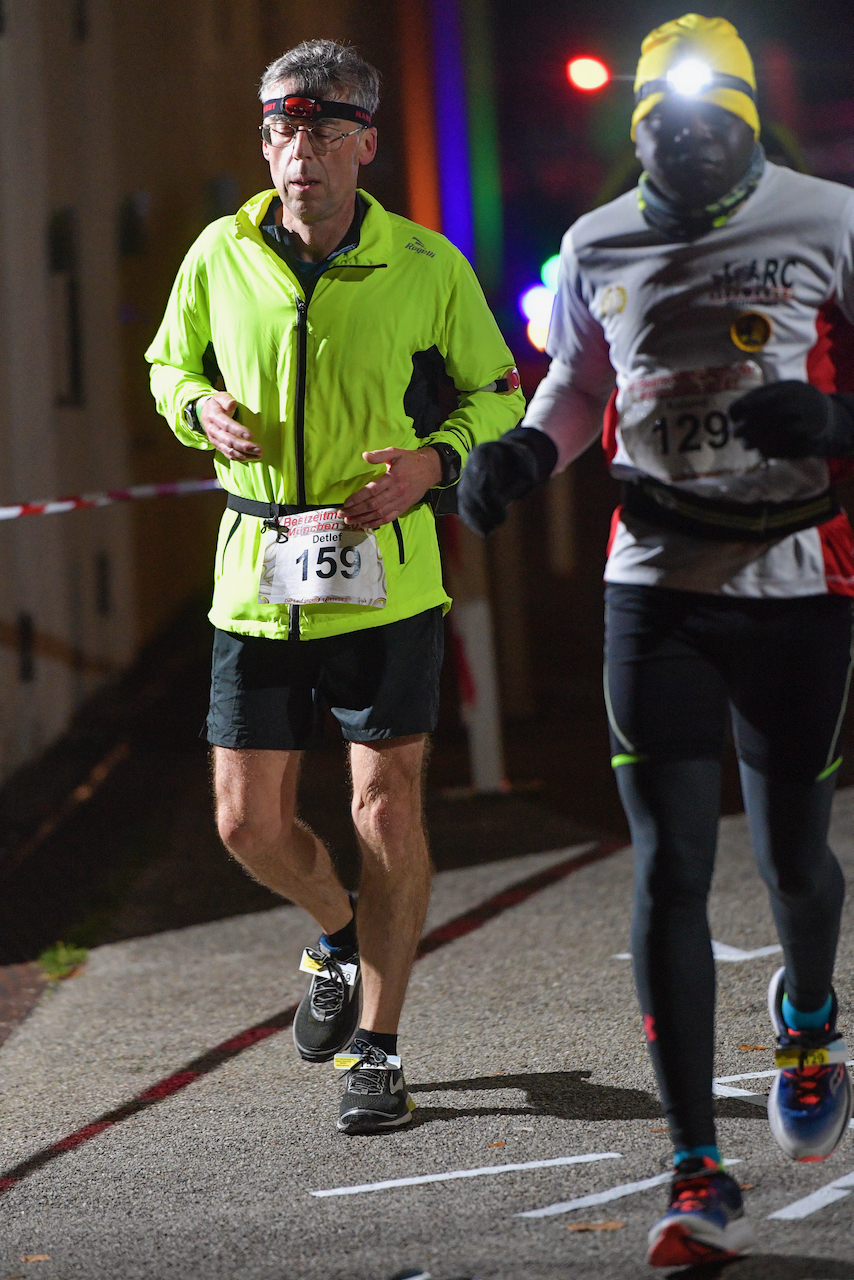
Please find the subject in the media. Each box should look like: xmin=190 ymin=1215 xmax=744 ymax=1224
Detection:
xmin=619 ymin=361 xmax=765 ymax=484
xmin=258 ymin=508 xmax=387 ymax=608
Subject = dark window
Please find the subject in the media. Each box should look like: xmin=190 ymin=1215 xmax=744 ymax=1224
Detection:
xmin=118 ymin=191 xmax=151 ymax=257
xmin=258 ymin=0 xmax=282 ymax=52
xmin=0 ymin=3 xmax=7 ymax=36
xmin=213 ymin=0 xmax=231 ymax=43
xmin=72 ymin=0 xmax=87 ymax=39
xmin=95 ymin=552 xmax=111 ymax=617
xmin=48 ymin=208 xmax=85 ymax=407
xmin=17 ymin=614 xmax=34 ymax=682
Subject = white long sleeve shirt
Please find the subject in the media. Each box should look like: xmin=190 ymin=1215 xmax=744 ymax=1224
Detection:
xmin=525 ymin=160 xmax=854 ymax=597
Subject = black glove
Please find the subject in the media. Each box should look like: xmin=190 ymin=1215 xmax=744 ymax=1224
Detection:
xmin=457 ymin=427 xmax=558 ymax=536
xmin=730 ymin=381 xmax=854 ymax=459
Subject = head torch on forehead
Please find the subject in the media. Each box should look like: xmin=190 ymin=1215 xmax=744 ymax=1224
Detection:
xmin=635 ymin=61 xmax=756 ymax=106
xmin=261 ymin=95 xmax=372 ymax=126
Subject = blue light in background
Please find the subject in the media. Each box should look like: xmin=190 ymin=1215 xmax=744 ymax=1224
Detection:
xmin=431 ymin=0 xmax=475 ymax=261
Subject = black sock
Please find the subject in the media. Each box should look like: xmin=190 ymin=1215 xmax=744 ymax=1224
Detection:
xmin=323 ymin=910 xmax=357 ymax=953
xmin=355 ymin=1027 xmax=398 ymax=1057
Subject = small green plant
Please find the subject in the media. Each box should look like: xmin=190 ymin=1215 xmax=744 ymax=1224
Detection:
xmin=38 ymin=941 xmax=88 ymax=980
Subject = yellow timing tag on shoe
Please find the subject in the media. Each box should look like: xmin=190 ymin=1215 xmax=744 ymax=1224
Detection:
xmin=776 ymin=1047 xmax=829 ymax=1068
xmin=775 ymin=1038 xmax=848 ymax=1069
xmin=334 ymin=1054 xmax=362 ymax=1070
xmin=299 ymin=950 xmax=359 ymax=987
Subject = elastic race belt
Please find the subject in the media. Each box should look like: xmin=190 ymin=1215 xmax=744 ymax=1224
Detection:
xmin=226 ymin=494 xmax=328 ymax=519
xmin=623 ymin=476 xmax=840 ymax=543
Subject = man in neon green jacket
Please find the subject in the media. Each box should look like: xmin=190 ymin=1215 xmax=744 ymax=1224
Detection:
xmin=147 ymin=38 xmax=523 ymax=1135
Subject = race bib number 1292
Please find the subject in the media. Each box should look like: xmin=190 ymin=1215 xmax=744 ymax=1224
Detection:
xmin=618 ymin=361 xmax=765 ymax=484
xmin=257 ymin=508 xmax=387 ymax=608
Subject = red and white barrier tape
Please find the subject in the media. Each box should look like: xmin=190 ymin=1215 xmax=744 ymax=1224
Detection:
xmin=0 ymin=478 xmax=222 ymax=522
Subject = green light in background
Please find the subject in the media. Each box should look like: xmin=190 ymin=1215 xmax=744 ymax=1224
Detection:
xmin=540 ymin=254 xmax=561 ymax=291
xmin=462 ymin=0 xmax=504 ymax=294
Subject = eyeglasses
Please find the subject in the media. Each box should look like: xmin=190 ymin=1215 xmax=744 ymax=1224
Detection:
xmin=260 ymin=120 xmax=364 ymax=155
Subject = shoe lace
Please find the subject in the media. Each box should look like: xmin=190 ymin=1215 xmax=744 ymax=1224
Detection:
xmin=347 ymin=1042 xmax=391 ymax=1094
xmin=785 ymin=1062 xmax=833 ymax=1107
xmin=306 ymin=948 xmax=352 ymax=1016
xmin=671 ymin=1174 xmax=717 ymax=1214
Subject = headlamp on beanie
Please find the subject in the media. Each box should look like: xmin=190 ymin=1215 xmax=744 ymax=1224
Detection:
xmin=635 ymin=64 xmax=756 ymax=108
xmin=666 ymin=57 xmax=713 ymax=97
xmin=630 ymin=15 xmax=761 ymax=140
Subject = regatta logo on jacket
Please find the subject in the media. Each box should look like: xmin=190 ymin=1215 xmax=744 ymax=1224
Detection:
xmin=709 ymin=257 xmax=798 ymax=305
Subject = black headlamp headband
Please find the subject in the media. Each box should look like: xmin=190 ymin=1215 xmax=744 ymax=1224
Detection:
xmin=261 ymin=96 xmax=372 ymax=126
xmin=635 ymin=71 xmax=755 ymax=104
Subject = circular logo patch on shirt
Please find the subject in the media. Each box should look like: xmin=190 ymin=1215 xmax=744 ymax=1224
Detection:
xmin=730 ymin=311 xmax=772 ymax=352
xmin=600 ymin=285 xmax=627 ymax=318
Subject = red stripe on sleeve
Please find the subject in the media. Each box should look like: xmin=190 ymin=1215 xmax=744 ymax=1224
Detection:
xmin=602 ymin=388 xmax=619 ymax=465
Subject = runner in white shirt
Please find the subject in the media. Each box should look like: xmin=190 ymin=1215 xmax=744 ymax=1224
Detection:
xmin=459 ymin=14 xmax=854 ymax=1267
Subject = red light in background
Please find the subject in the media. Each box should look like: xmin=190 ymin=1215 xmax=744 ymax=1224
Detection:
xmin=567 ymin=56 xmax=610 ymax=92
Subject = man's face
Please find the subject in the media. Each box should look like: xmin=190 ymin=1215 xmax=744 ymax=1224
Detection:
xmin=635 ymin=100 xmax=755 ymax=207
xmin=261 ymin=80 xmax=377 ymax=225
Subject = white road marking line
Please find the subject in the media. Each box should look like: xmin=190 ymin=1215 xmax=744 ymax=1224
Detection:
xmin=518 ymin=1161 xmax=740 ymax=1219
xmin=310 ymin=1151 xmax=622 ymax=1198
xmin=714 ymin=1070 xmax=777 ymax=1084
xmin=517 ymin=1171 xmax=671 ymax=1218
xmin=712 ymin=1082 xmax=767 ymax=1105
xmin=614 ymin=941 xmax=781 ymax=962
xmin=769 ymin=1169 xmax=854 ymax=1220
xmin=710 ymin=941 xmax=783 ymax=962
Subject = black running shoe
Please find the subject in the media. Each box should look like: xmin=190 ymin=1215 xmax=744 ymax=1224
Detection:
xmin=292 ymin=941 xmax=361 ymax=1063
xmin=335 ymin=1040 xmax=415 ymax=1134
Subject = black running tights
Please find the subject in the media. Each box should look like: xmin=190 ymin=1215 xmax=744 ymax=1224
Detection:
xmin=604 ymin=584 xmax=851 ymax=1151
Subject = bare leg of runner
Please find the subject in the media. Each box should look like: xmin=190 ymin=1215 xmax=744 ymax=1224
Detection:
xmin=211 ymin=737 xmax=431 ymax=1030
xmin=349 ymin=734 xmax=432 ymax=1034
xmin=212 ymin=746 xmax=353 ymax=935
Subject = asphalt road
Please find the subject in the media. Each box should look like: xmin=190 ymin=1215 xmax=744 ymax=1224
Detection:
xmin=1 ymin=795 xmax=853 ymax=1280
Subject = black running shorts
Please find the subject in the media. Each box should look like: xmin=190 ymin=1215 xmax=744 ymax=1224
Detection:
xmin=206 ymin=607 xmax=444 ymax=751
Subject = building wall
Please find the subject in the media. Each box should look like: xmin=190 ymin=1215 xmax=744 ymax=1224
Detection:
xmin=0 ymin=0 xmax=408 ymax=784
xmin=0 ymin=0 xmax=134 ymax=781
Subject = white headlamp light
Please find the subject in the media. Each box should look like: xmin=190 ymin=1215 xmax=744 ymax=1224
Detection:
xmin=666 ymin=58 xmax=714 ymax=97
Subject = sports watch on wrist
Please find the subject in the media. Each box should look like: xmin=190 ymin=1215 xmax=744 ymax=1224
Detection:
xmin=183 ymin=395 xmax=213 ymax=435
xmin=428 ymin=442 xmax=462 ymax=487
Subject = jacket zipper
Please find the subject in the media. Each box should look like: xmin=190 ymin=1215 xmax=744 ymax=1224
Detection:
xmin=283 ymin=253 xmax=385 ymax=640
xmin=294 ymin=296 xmax=308 ymax=507
xmin=392 ymin=518 xmax=405 ymax=565
xmin=288 ymin=296 xmax=309 ymax=640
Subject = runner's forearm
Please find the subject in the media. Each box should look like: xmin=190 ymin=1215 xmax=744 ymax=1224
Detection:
xmin=522 ymin=358 xmax=609 ymax=471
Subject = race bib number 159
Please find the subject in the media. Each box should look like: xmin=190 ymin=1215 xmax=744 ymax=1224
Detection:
xmin=257 ymin=508 xmax=387 ymax=608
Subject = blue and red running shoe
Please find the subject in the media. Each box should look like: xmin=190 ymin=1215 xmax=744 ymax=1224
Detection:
xmin=767 ymin=966 xmax=852 ymax=1162
xmin=647 ymin=1157 xmax=755 ymax=1266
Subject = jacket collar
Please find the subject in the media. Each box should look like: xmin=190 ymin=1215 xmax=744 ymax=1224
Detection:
xmin=234 ymin=187 xmax=390 ymax=266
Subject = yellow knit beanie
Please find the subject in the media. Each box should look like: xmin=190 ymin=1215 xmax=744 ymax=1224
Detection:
xmin=632 ymin=14 xmax=759 ymax=140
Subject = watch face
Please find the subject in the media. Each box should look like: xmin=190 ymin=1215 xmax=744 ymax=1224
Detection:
xmin=432 ymin=443 xmax=460 ymax=484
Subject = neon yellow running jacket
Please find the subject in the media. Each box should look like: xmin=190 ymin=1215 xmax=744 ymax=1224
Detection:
xmin=146 ymin=189 xmax=524 ymax=639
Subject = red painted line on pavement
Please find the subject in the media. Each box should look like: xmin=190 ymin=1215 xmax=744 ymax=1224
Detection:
xmin=0 ymin=838 xmax=623 ymax=1194
xmin=415 ymin=842 xmax=621 ymax=958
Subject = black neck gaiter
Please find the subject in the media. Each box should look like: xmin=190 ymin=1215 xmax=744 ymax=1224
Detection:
xmin=638 ymin=143 xmax=765 ymax=241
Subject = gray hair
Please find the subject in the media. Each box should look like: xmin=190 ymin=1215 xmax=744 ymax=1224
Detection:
xmin=259 ymin=39 xmax=381 ymax=117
